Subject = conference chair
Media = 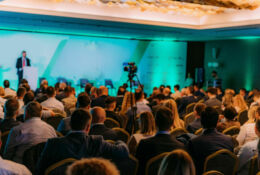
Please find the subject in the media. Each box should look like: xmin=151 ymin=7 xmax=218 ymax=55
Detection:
xmin=106 ymin=140 xmax=116 ymax=144
xmin=56 ymin=131 xmax=63 ymax=137
xmin=105 ymin=79 xmax=116 ymax=95
xmin=184 ymin=112 xmax=195 ymax=127
xmin=170 ymin=128 xmax=188 ymax=138
xmin=203 ymin=170 xmax=224 ymax=175
xmin=257 ymin=172 xmax=260 ymax=175
xmin=79 ymin=78 xmax=89 ymax=89
xmin=129 ymin=155 xmax=139 ymax=175
xmin=145 ymin=152 xmax=169 ymax=175
xmin=249 ymin=155 xmax=259 ymax=175
xmin=44 ymin=115 xmax=65 ymax=130
xmin=0 ymin=130 xmax=10 ymax=156
xmin=222 ymin=126 xmax=240 ymax=136
xmin=112 ymin=127 xmax=130 ymax=143
xmin=204 ymin=149 xmax=239 ymax=175
xmin=186 ymin=102 xmax=196 ymax=114
xmin=45 ymin=158 xmax=77 ymax=175
xmin=195 ymin=128 xmax=203 ymax=135
xmin=104 ymin=118 xmax=120 ymax=128
xmin=23 ymin=142 xmax=46 ymax=174
xmin=238 ymin=109 xmax=248 ymax=126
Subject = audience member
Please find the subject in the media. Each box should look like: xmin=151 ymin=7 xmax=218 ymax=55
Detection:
xmin=250 ymin=91 xmax=260 ymax=107
xmin=188 ymin=106 xmax=234 ymax=175
xmin=136 ymin=106 xmax=184 ymax=175
xmin=194 ymin=84 xmax=205 ymax=98
xmin=91 ymin=86 xmax=108 ymax=108
xmin=105 ymin=97 xmax=123 ymax=127
xmin=89 ymin=107 xmax=118 ymax=141
xmin=239 ymin=88 xmax=247 ymax=100
xmin=119 ymin=92 xmax=135 ymax=116
xmin=90 ymin=87 xmax=98 ymax=99
xmin=41 ymin=86 xmax=64 ymax=111
xmin=84 ymin=83 xmax=92 ymax=96
xmin=163 ymin=87 xmax=171 ymax=99
xmin=66 ymin=158 xmax=120 ymax=175
xmin=233 ymin=94 xmax=248 ymax=112
xmin=4 ymin=101 xmax=57 ymax=163
xmin=56 ymin=82 xmax=67 ymax=101
xmin=17 ymin=87 xmax=26 ymax=115
xmin=204 ymin=87 xmax=222 ymax=108
xmin=217 ymin=106 xmax=240 ymax=132
xmin=186 ymin=103 xmax=206 ymax=133
xmin=222 ymin=89 xmax=235 ymax=108
xmin=178 ymin=86 xmax=197 ymax=116
xmin=171 ymin=85 xmax=181 ymax=99
xmin=3 ymin=80 xmax=16 ymax=97
xmin=62 ymin=86 xmax=77 ymax=116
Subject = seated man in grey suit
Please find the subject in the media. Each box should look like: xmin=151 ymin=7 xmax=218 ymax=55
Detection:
xmin=4 ymin=101 xmax=57 ymax=164
xmin=204 ymin=87 xmax=222 ymax=108
xmin=36 ymin=109 xmax=129 ymax=175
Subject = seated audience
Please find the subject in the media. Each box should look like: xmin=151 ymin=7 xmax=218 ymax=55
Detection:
xmin=194 ymin=84 xmax=205 ymax=99
xmin=62 ymin=86 xmax=77 ymax=116
xmin=0 ymin=131 xmax=32 ymax=175
xmin=188 ymin=106 xmax=234 ymax=175
xmin=91 ymin=86 xmax=108 ymax=108
xmin=222 ymin=89 xmax=235 ymax=108
xmin=135 ymin=106 xmax=185 ymax=175
xmin=119 ymin=92 xmax=135 ymax=116
xmin=237 ymin=118 xmax=260 ymax=175
xmin=84 ymin=83 xmax=92 ymax=96
xmin=90 ymin=87 xmax=98 ymax=99
xmin=186 ymin=103 xmax=206 ymax=133
xmin=57 ymin=93 xmax=91 ymax=135
xmin=55 ymin=82 xmax=67 ymax=101
xmin=171 ymin=85 xmax=181 ymax=99
xmin=35 ymin=79 xmax=48 ymax=96
xmin=178 ymin=86 xmax=197 ymax=116
xmin=239 ymin=88 xmax=247 ymax=100
xmin=217 ymin=106 xmax=240 ymax=132
xmin=163 ymin=87 xmax=171 ymax=99
xmin=66 ymin=158 xmax=120 ymax=175
xmin=3 ymin=80 xmax=16 ymax=97
xmin=250 ymin=91 xmax=260 ymax=107
xmin=105 ymin=97 xmax=123 ymax=127
xmin=233 ymin=94 xmax=248 ymax=112
xmin=204 ymin=87 xmax=222 ymax=108
xmin=128 ymin=112 xmax=156 ymax=155
xmin=163 ymin=99 xmax=184 ymax=129
xmin=41 ymin=86 xmax=64 ymax=112
xmin=0 ymin=98 xmax=21 ymax=133
xmin=17 ymin=87 xmax=26 ymax=115
xmin=36 ymin=109 xmax=129 ymax=175
xmin=237 ymin=106 xmax=258 ymax=146
xmin=89 ymin=107 xmax=118 ymax=141
xmin=216 ymin=87 xmax=223 ymax=101
xmin=158 ymin=149 xmax=195 ymax=175
xmin=151 ymin=94 xmax=166 ymax=115
xmin=4 ymin=101 xmax=57 ymax=163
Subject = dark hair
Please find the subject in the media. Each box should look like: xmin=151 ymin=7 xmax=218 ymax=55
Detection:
xmin=256 ymin=118 xmax=260 ymax=133
xmin=166 ymin=85 xmax=171 ymax=90
xmin=155 ymin=94 xmax=165 ymax=101
xmin=65 ymin=86 xmax=73 ymax=94
xmin=77 ymin=93 xmax=91 ymax=108
xmin=21 ymin=79 xmax=28 ymax=84
xmin=46 ymin=86 xmax=55 ymax=97
xmin=24 ymin=91 xmax=35 ymax=105
xmin=105 ymin=97 xmax=117 ymax=108
xmin=21 ymin=83 xmax=30 ymax=91
xmin=174 ymin=85 xmax=180 ymax=90
xmin=55 ymin=83 xmax=60 ymax=91
xmin=4 ymin=98 xmax=19 ymax=117
xmin=201 ymin=107 xmax=219 ymax=129
xmin=3 ymin=80 xmax=10 ymax=88
xmin=70 ymin=109 xmax=92 ymax=131
xmin=212 ymin=70 xmax=217 ymax=74
xmin=155 ymin=106 xmax=173 ymax=131
xmin=207 ymin=87 xmax=217 ymax=95
xmin=223 ymin=107 xmax=237 ymax=121
xmin=187 ymin=86 xmax=194 ymax=94
xmin=22 ymin=50 xmax=26 ymax=54
xmin=117 ymin=86 xmax=126 ymax=96
xmin=85 ymin=83 xmax=93 ymax=95
xmin=135 ymin=89 xmax=143 ymax=101
xmin=25 ymin=101 xmax=42 ymax=118
xmin=240 ymin=88 xmax=246 ymax=93
xmin=194 ymin=103 xmax=206 ymax=116
xmin=17 ymin=87 xmax=26 ymax=97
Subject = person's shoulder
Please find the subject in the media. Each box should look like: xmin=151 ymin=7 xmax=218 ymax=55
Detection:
xmin=0 ymin=159 xmax=31 ymax=175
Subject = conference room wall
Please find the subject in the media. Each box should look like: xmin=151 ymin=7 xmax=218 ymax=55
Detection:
xmin=0 ymin=30 xmax=187 ymax=95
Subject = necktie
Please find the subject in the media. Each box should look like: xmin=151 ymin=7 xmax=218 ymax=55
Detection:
xmin=23 ymin=58 xmax=25 ymax=68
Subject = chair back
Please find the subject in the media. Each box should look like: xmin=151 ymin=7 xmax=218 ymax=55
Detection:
xmin=195 ymin=128 xmax=203 ymax=135
xmin=186 ymin=103 xmax=196 ymax=114
xmin=184 ymin=112 xmax=195 ymax=127
xmin=238 ymin=109 xmax=248 ymax=126
xmin=203 ymin=170 xmax=224 ymax=175
xmin=249 ymin=155 xmax=259 ymax=175
xmin=56 ymin=131 xmax=64 ymax=137
xmin=0 ymin=130 xmax=10 ymax=156
xmin=112 ymin=128 xmax=130 ymax=143
xmin=45 ymin=158 xmax=77 ymax=175
xmin=104 ymin=118 xmax=120 ymax=128
xmin=129 ymin=155 xmax=139 ymax=175
xmin=79 ymin=78 xmax=89 ymax=88
xmin=44 ymin=116 xmax=65 ymax=130
xmin=170 ymin=128 xmax=188 ymax=137
xmin=23 ymin=142 xmax=46 ymax=174
xmin=105 ymin=79 xmax=114 ymax=89
xmin=204 ymin=149 xmax=239 ymax=175
xmin=222 ymin=126 xmax=240 ymax=136
xmin=145 ymin=152 xmax=169 ymax=175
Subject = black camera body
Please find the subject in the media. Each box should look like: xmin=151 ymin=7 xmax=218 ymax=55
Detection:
xmin=124 ymin=62 xmax=137 ymax=76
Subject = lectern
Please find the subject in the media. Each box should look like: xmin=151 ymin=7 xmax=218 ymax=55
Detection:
xmin=23 ymin=66 xmax=38 ymax=91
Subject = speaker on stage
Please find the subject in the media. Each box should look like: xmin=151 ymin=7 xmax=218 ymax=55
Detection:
xmin=195 ymin=67 xmax=204 ymax=86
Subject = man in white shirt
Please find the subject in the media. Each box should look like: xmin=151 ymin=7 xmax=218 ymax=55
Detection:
xmin=3 ymin=80 xmax=16 ymax=97
xmin=171 ymin=85 xmax=181 ymax=99
xmin=41 ymin=86 xmax=64 ymax=112
xmin=4 ymin=101 xmax=57 ymax=163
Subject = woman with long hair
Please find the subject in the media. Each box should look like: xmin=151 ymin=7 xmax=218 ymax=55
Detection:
xmin=119 ymin=91 xmax=135 ymax=115
xmin=233 ymin=94 xmax=248 ymax=112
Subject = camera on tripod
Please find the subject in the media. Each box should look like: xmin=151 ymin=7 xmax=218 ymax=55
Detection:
xmin=123 ymin=62 xmax=137 ymax=75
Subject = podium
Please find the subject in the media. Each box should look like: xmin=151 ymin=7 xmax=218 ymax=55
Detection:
xmin=23 ymin=66 xmax=38 ymax=91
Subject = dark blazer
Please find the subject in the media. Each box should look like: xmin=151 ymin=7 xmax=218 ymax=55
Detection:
xmin=178 ymin=95 xmax=197 ymax=117
xmin=188 ymin=128 xmax=234 ymax=175
xmin=186 ymin=118 xmax=202 ymax=133
xmin=36 ymin=132 xmax=129 ymax=175
xmin=89 ymin=124 xmax=118 ymax=141
xmin=0 ymin=118 xmax=21 ymax=133
xmin=16 ymin=57 xmax=31 ymax=73
xmin=106 ymin=110 xmax=123 ymax=127
xmin=204 ymin=97 xmax=222 ymax=108
xmin=135 ymin=133 xmax=185 ymax=175
xmin=91 ymin=95 xmax=108 ymax=108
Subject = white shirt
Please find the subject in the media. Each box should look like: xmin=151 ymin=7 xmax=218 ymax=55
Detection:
xmin=0 ymin=156 xmax=32 ymax=175
xmin=18 ymin=99 xmax=24 ymax=115
xmin=0 ymin=105 xmax=4 ymax=119
xmin=236 ymin=123 xmax=257 ymax=146
xmin=4 ymin=88 xmax=16 ymax=97
xmin=171 ymin=90 xmax=181 ymax=99
xmin=41 ymin=97 xmax=64 ymax=111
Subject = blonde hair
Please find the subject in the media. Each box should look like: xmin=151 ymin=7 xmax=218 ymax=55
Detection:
xmin=139 ymin=112 xmax=156 ymax=135
xmin=248 ymin=106 xmax=258 ymax=122
xmin=222 ymin=89 xmax=234 ymax=107
xmin=119 ymin=92 xmax=135 ymax=115
xmin=163 ymin=99 xmax=184 ymax=129
xmin=66 ymin=158 xmax=119 ymax=175
xmin=233 ymin=94 xmax=248 ymax=112
xmin=0 ymin=87 xmax=5 ymax=96
xmin=158 ymin=149 xmax=196 ymax=175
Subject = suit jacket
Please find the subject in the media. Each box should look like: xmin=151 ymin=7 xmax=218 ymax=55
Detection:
xmin=188 ymin=128 xmax=234 ymax=175
xmin=16 ymin=57 xmax=31 ymax=73
xmin=204 ymin=97 xmax=222 ymax=108
xmin=91 ymin=95 xmax=108 ymax=108
xmin=89 ymin=124 xmax=118 ymax=141
xmin=135 ymin=133 xmax=185 ymax=175
xmin=0 ymin=118 xmax=21 ymax=133
xmin=186 ymin=118 xmax=202 ymax=133
xmin=178 ymin=95 xmax=197 ymax=117
xmin=36 ymin=132 xmax=129 ymax=175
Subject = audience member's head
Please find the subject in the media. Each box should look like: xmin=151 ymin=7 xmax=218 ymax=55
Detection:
xmin=163 ymin=99 xmax=182 ymax=128
xmin=174 ymin=85 xmax=180 ymax=92
xmin=17 ymin=87 xmax=26 ymax=99
xmin=65 ymin=86 xmax=74 ymax=97
xmin=201 ymin=107 xmax=218 ymax=129
xmin=105 ymin=97 xmax=117 ymax=111
xmin=120 ymin=92 xmax=135 ymax=115
xmin=239 ymin=88 xmax=246 ymax=97
xmin=253 ymin=92 xmax=260 ymax=103
xmin=135 ymin=88 xmax=144 ymax=102
xmin=4 ymin=98 xmax=19 ymax=119
xmin=85 ymin=83 xmax=92 ymax=95
xmin=46 ymin=86 xmax=56 ymax=97
xmin=3 ymin=80 xmax=10 ymax=88
xmin=155 ymin=106 xmax=173 ymax=131
xmin=117 ymin=86 xmax=126 ymax=96
xmin=21 ymin=79 xmax=28 ymax=84
xmin=223 ymin=106 xmax=237 ymax=121
xmin=233 ymin=94 xmax=248 ymax=112
xmin=163 ymin=87 xmax=171 ymax=97
xmin=207 ymin=87 xmax=217 ymax=97
xmin=193 ymin=103 xmax=206 ymax=118
xmin=66 ymin=158 xmax=119 ymax=175
xmin=153 ymin=94 xmax=165 ymax=105
xmin=248 ymin=106 xmax=258 ymax=122
xmin=0 ymin=87 xmax=5 ymax=97
xmin=138 ymin=112 xmax=156 ymax=135
xmin=158 ymin=149 xmax=196 ymax=175
xmin=76 ymin=93 xmax=91 ymax=109
xmin=91 ymin=107 xmax=106 ymax=124
xmin=70 ymin=109 xmax=92 ymax=134
xmin=23 ymin=91 xmax=35 ymax=105
xmin=59 ymin=82 xmax=67 ymax=91
xmin=24 ymin=101 xmax=42 ymax=120
xmin=20 ymin=83 xmax=30 ymax=91
xmin=186 ymin=86 xmax=194 ymax=95
xmin=99 ymin=86 xmax=108 ymax=96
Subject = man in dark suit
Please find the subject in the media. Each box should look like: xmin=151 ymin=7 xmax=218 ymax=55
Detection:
xmin=188 ymin=106 xmax=234 ymax=175
xmin=178 ymin=86 xmax=197 ymax=117
xmin=16 ymin=51 xmax=31 ymax=85
xmin=105 ymin=96 xmax=124 ymax=127
xmin=204 ymin=87 xmax=222 ymax=108
xmin=90 ymin=107 xmax=118 ymax=141
xmin=186 ymin=103 xmax=206 ymax=133
xmin=36 ymin=109 xmax=129 ymax=175
xmin=91 ymin=86 xmax=108 ymax=108
xmin=135 ymin=106 xmax=185 ymax=175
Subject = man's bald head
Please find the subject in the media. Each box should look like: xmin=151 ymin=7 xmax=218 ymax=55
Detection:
xmin=99 ymin=86 xmax=108 ymax=96
xmin=91 ymin=107 xmax=106 ymax=124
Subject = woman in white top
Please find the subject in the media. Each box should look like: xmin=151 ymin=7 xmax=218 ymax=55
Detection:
xmin=236 ymin=106 xmax=258 ymax=146
xmin=233 ymin=94 xmax=248 ymax=113
xmin=128 ymin=111 xmax=156 ymax=155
